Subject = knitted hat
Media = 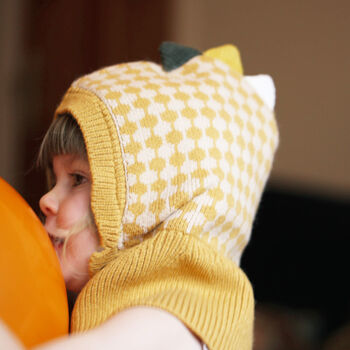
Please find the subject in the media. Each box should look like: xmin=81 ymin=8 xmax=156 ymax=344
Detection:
xmin=55 ymin=42 xmax=278 ymax=350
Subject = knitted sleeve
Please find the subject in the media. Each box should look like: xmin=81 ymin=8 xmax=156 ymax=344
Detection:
xmin=72 ymin=230 xmax=254 ymax=350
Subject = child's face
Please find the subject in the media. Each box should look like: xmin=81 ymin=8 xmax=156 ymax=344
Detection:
xmin=39 ymin=154 xmax=99 ymax=293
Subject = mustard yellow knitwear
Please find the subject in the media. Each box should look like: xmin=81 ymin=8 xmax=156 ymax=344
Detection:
xmin=54 ymin=43 xmax=279 ymax=350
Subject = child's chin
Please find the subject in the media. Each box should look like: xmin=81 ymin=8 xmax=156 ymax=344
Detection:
xmin=65 ymin=278 xmax=82 ymax=294
xmin=64 ymin=271 xmax=89 ymax=294
xmin=54 ymin=242 xmax=64 ymax=258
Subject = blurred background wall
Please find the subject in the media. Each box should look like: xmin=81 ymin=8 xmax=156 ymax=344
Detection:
xmin=0 ymin=1 xmax=349 ymax=349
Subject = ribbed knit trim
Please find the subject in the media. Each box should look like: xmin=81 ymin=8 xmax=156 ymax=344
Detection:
xmin=72 ymin=230 xmax=254 ymax=350
xmin=55 ymin=87 xmax=126 ymax=275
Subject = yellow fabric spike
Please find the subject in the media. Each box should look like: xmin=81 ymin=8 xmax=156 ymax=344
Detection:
xmin=204 ymin=44 xmax=243 ymax=74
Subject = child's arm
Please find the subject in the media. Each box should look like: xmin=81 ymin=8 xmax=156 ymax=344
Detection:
xmin=34 ymin=307 xmax=202 ymax=350
xmin=0 ymin=319 xmax=25 ymax=350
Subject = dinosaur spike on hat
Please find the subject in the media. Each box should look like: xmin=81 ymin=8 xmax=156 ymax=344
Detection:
xmin=159 ymin=41 xmax=201 ymax=71
xmin=204 ymin=44 xmax=244 ymax=74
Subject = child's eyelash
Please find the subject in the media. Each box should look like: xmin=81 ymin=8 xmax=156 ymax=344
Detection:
xmin=69 ymin=173 xmax=86 ymax=186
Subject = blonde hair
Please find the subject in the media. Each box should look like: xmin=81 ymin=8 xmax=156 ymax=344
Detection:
xmin=61 ymin=213 xmax=96 ymax=279
xmin=38 ymin=114 xmax=99 ymax=276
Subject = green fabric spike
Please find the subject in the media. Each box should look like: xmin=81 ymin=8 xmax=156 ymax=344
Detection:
xmin=159 ymin=42 xmax=201 ymax=72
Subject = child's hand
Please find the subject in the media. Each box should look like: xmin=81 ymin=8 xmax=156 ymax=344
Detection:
xmin=0 ymin=319 xmax=25 ymax=350
xmin=31 ymin=307 xmax=202 ymax=350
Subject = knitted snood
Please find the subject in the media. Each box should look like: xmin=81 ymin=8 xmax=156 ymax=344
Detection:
xmin=54 ymin=43 xmax=279 ymax=350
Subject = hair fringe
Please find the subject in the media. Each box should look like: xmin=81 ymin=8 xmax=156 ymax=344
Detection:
xmin=37 ymin=114 xmax=87 ymax=188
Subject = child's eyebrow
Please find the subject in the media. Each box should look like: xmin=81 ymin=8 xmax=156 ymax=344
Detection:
xmin=68 ymin=157 xmax=91 ymax=174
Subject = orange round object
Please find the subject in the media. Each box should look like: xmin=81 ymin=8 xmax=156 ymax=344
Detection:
xmin=0 ymin=177 xmax=69 ymax=347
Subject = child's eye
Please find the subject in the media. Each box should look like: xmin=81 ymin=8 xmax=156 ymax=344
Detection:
xmin=70 ymin=173 xmax=87 ymax=187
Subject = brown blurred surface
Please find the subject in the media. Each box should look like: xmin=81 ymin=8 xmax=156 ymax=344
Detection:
xmin=323 ymin=323 xmax=350 ymax=350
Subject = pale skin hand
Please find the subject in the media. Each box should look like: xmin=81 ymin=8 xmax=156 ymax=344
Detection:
xmin=1 ymin=307 xmax=202 ymax=350
xmin=0 ymin=319 xmax=25 ymax=350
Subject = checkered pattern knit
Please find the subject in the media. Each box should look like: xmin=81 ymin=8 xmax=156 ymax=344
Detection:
xmin=54 ymin=43 xmax=278 ymax=350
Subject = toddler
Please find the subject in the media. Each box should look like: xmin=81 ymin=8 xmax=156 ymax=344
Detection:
xmin=2 ymin=42 xmax=278 ymax=350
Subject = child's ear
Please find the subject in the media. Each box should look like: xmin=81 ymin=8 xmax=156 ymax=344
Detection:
xmin=243 ymin=75 xmax=276 ymax=110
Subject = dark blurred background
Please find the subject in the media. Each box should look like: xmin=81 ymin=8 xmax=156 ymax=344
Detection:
xmin=1 ymin=1 xmax=349 ymax=349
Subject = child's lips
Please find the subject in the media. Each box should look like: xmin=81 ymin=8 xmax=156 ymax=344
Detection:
xmin=47 ymin=232 xmax=65 ymax=252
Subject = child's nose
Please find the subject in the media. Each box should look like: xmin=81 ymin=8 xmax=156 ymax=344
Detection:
xmin=39 ymin=190 xmax=59 ymax=217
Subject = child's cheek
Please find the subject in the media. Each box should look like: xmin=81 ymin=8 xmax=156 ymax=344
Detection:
xmin=58 ymin=193 xmax=90 ymax=229
xmin=66 ymin=231 xmax=94 ymax=271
